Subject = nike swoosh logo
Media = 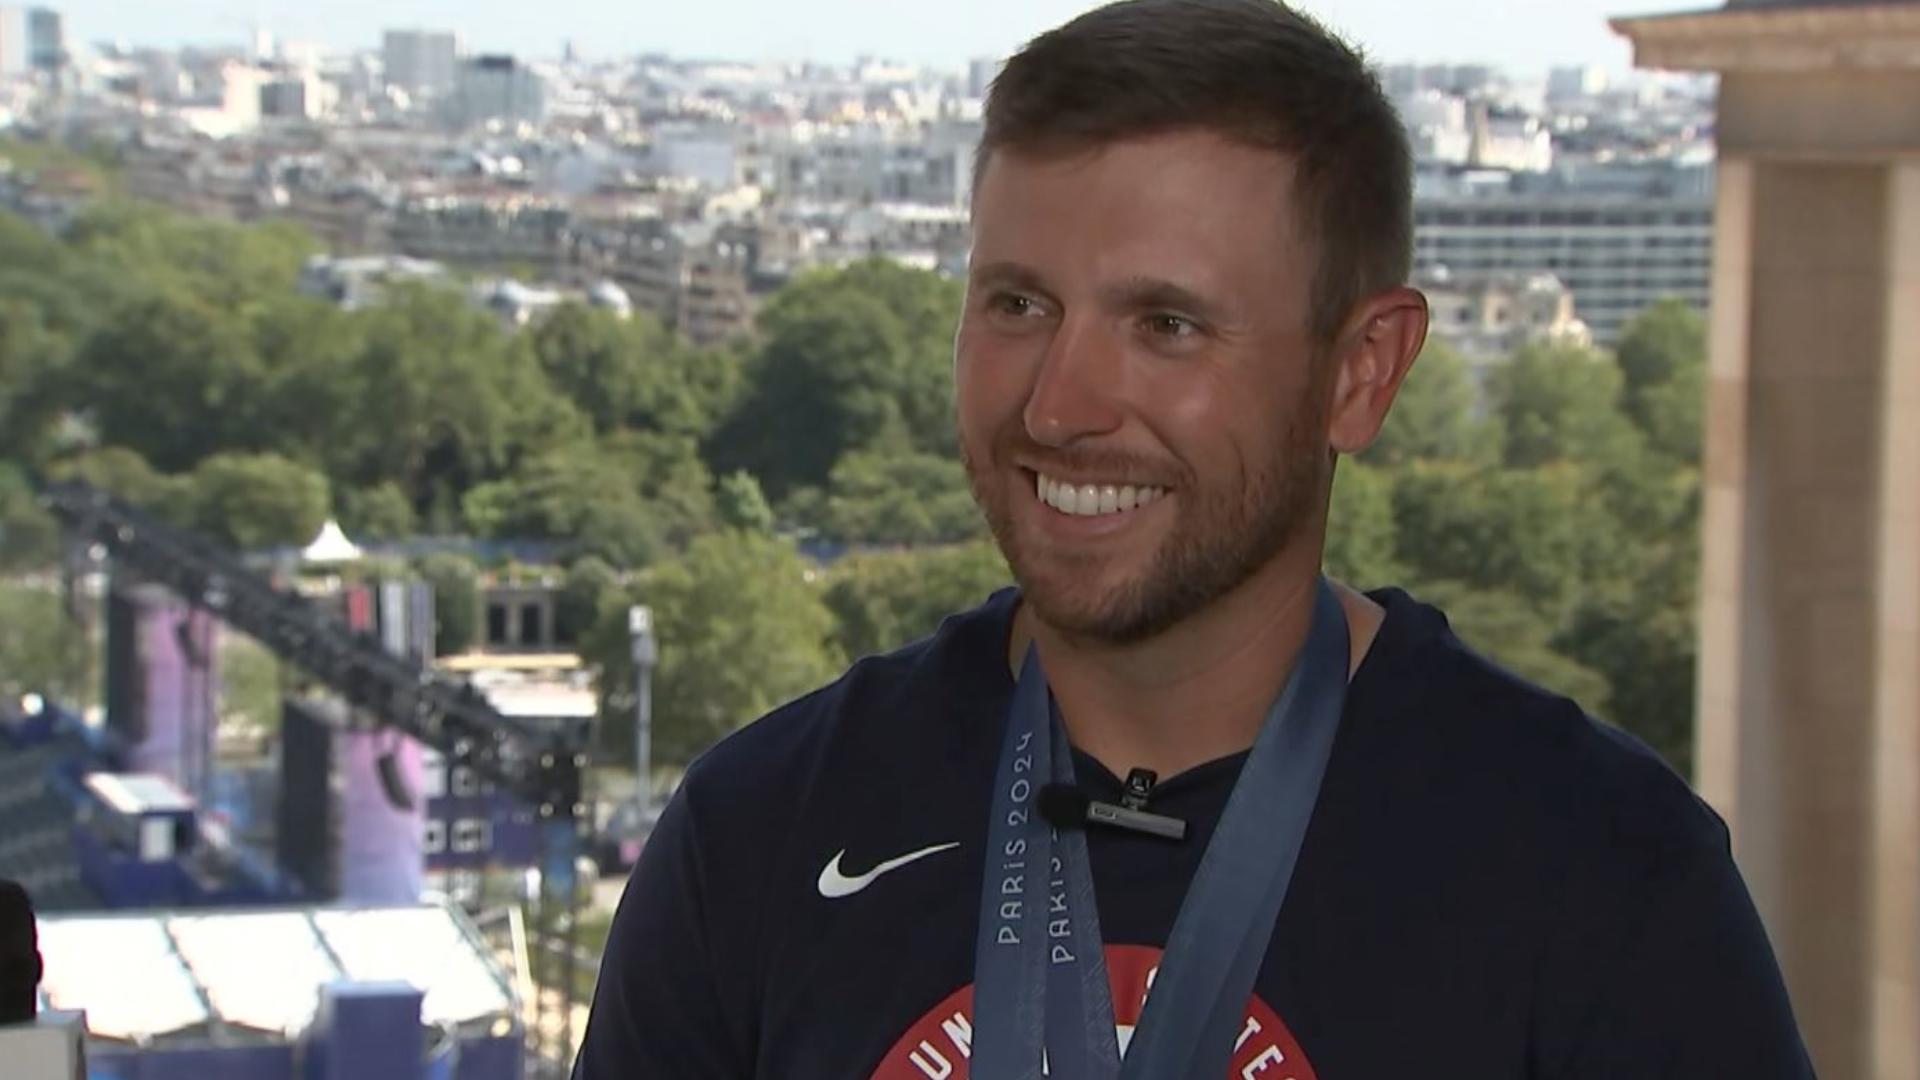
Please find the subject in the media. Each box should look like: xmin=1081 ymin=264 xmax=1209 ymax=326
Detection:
xmin=817 ymin=842 xmax=961 ymax=899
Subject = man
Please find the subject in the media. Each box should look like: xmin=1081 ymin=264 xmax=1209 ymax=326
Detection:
xmin=0 ymin=880 xmax=41 ymax=1025
xmin=574 ymin=1 xmax=1814 ymax=1076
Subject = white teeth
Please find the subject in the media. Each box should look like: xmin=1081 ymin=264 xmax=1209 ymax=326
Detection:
xmin=1034 ymin=473 xmax=1166 ymax=517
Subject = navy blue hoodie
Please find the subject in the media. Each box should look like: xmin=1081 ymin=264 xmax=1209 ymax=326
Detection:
xmin=574 ymin=588 xmax=1813 ymax=1079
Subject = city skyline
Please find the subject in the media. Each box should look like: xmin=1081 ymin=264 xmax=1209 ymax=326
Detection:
xmin=48 ymin=0 xmax=1704 ymax=75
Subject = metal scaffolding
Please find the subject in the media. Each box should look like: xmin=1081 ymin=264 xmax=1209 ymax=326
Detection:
xmin=40 ymin=480 xmax=592 ymax=1077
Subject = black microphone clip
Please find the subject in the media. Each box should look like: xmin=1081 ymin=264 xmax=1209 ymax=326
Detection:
xmin=1121 ymin=767 xmax=1158 ymax=811
xmin=1038 ymin=782 xmax=1187 ymax=841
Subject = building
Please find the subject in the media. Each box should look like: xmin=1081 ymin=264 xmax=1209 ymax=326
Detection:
xmin=389 ymin=197 xmax=573 ymax=276
xmin=298 ymin=254 xmax=446 ymax=310
xmin=1416 ymin=268 xmax=1591 ymax=361
xmin=1380 ymin=62 xmax=1499 ymax=98
xmin=578 ymin=216 xmax=760 ymax=344
xmin=472 ymin=277 xmax=565 ymax=328
xmin=836 ymin=202 xmax=972 ymax=275
xmin=1396 ymin=90 xmax=1472 ymax=165
xmin=450 ymin=54 xmax=546 ymax=130
xmin=967 ymin=57 xmax=1003 ymax=98
xmin=0 ymin=5 xmax=32 ymax=77
xmin=1613 ymin=1 xmax=1920 ymax=1076
xmin=174 ymin=58 xmax=265 ymax=138
xmin=258 ymin=77 xmax=307 ymax=118
xmin=381 ymin=28 xmax=457 ymax=101
xmin=775 ymin=125 xmax=976 ymax=207
xmin=652 ymin=125 xmax=740 ymax=188
xmin=26 ymin=7 xmax=57 ymax=71
xmin=424 ymin=653 xmax=597 ymax=905
xmin=1466 ymin=104 xmax=1553 ymax=173
xmin=1412 ymin=191 xmax=1712 ymax=345
xmin=257 ymin=70 xmax=338 ymax=120
xmin=1547 ymin=64 xmax=1610 ymax=104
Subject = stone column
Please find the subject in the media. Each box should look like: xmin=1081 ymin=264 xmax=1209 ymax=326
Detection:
xmin=1869 ymin=159 xmax=1920 ymax=1080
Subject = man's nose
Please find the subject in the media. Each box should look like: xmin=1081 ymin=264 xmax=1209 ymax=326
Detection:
xmin=1023 ymin=316 xmax=1125 ymax=448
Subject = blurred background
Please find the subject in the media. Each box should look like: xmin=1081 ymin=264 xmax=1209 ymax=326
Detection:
xmin=0 ymin=0 xmax=1913 ymax=1076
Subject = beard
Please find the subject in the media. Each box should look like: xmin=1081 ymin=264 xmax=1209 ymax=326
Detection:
xmin=963 ymin=410 xmax=1328 ymax=646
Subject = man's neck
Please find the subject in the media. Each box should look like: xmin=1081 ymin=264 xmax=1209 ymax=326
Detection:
xmin=1008 ymin=559 xmax=1385 ymax=781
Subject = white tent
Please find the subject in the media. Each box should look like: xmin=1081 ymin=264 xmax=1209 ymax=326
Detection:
xmin=301 ymin=519 xmax=363 ymax=564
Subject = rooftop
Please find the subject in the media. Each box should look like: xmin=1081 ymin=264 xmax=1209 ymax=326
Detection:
xmin=35 ymin=903 xmax=517 ymax=1042
xmin=85 ymin=772 xmax=196 ymax=817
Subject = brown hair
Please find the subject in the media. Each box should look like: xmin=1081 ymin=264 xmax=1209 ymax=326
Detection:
xmin=978 ymin=0 xmax=1413 ymax=346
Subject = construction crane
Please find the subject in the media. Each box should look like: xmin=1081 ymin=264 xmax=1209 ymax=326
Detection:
xmin=40 ymin=479 xmax=593 ymax=1079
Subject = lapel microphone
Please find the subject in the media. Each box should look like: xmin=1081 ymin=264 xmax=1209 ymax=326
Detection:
xmin=1037 ymin=768 xmax=1187 ymax=841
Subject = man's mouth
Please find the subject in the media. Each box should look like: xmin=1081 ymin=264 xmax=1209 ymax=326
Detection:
xmin=1032 ymin=470 xmax=1169 ymax=518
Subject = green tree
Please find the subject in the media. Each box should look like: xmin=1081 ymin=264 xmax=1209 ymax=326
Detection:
xmin=529 ymin=302 xmax=650 ymax=434
xmin=529 ymin=303 xmax=740 ymax=439
xmin=416 ymin=553 xmax=482 ymax=656
xmin=0 ymin=298 xmax=70 ymax=465
xmin=218 ymin=633 xmax=283 ymax=738
xmin=1391 ymin=462 xmax=1605 ymax=624
xmin=1412 ymin=580 xmax=1611 ymax=713
xmin=557 ymin=555 xmax=621 ymax=646
xmin=712 ymin=287 xmax=909 ymax=498
xmin=334 ymin=282 xmax=587 ymax=511
xmin=587 ymin=532 xmax=843 ymax=765
xmin=0 ymin=465 xmax=60 ymax=572
xmin=248 ymin=294 xmax=369 ymax=466
xmin=0 ymin=135 xmax=120 ymax=193
xmin=831 ymin=259 xmax=966 ymax=457
xmin=186 ymin=452 xmax=331 ymax=550
xmin=824 ymin=541 xmax=1012 ymax=659
xmin=1557 ymin=596 xmax=1694 ymax=773
xmin=709 ymin=260 xmax=963 ymax=498
xmin=0 ymin=209 xmax=116 ymax=342
xmin=715 ymin=471 xmax=775 ymax=535
xmin=1487 ymin=341 xmax=1642 ymax=471
xmin=65 ymin=288 xmax=266 ymax=472
xmin=1614 ymin=300 xmax=1707 ymax=464
xmin=802 ymin=450 xmax=985 ymax=546
xmin=1363 ymin=340 xmax=1498 ymax=466
xmin=0 ymin=584 xmax=86 ymax=704
xmin=1556 ymin=470 xmax=1702 ymax=772
xmin=339 ymin=482 xmax=417 ymax=542
xmin=463 ymin=440 xmax=669 ymax=568
xmin=63 ymin=202 xmax=316 ymax=311
xmin=1615 ymin=299 xmax=1705 ymax=403
xmin=600 ymin=431 xmax=718 ymax=548
xmin=50 ymin=446 xmax=187 ymax=514
xmin=1633 ymin=361 xmax=1706 ymax=466
xmin=1323 ymin=460 xmax=1401 ymax=588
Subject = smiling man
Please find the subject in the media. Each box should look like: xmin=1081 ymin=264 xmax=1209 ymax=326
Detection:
xmin=572 ymin=1 xmax=1814 ymax=1077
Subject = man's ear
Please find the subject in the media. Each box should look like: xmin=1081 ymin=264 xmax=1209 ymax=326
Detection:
xmin=1325 ymin=287 xmax=1430 ymax=456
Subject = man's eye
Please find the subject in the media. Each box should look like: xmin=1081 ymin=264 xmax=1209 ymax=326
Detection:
xmin=1145 ymin=313 xmax=1198 ymax=338
xmin=991 ymin=293 xmax=1039 ymax=317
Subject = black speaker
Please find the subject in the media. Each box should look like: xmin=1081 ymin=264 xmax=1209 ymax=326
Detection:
xmin=277 ymin=702 xmax=339 ymax=899
xmin=104 ymin=587 xmax=147 ymax=746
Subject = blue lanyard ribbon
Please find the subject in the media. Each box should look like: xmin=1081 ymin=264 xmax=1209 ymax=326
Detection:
xmin=972 ymin=578 xmax=1350 ymax=1079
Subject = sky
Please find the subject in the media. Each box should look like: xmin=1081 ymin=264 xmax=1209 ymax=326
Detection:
xmin=48 ymin=0 xmax=1709 ymax=76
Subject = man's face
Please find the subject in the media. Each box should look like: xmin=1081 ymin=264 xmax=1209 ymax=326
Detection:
xmin=957 ymin=129 xmax=1333 ymax=644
